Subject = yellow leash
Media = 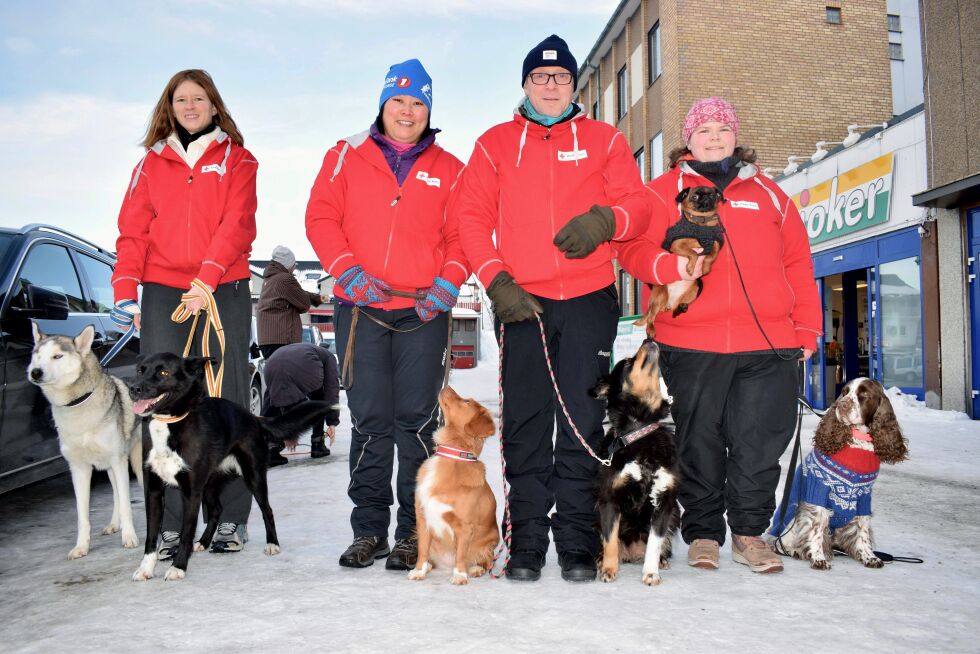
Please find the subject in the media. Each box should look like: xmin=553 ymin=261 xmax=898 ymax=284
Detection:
xmin=170 ymin=278 xmax=225 ymax=398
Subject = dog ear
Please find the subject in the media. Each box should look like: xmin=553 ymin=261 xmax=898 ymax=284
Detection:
xmin=465 ymin=407 xmax=496 ymax=439
xmin=74 ymin=324 xmax=96 ymax=355
xmin=589 ymin=376 xmax=611 ymax=400
xmin=813 ymin=402 xmax=851 ymax=455
xmin=31 ymin=320 xmax=45 ymax=344
xmin=869 ymin=391 xmax=908 ymax=464
xmin=675 ymin=188 xmax=690 ymax=203
xmin=183 ymin=356 xmax=215 ymax=378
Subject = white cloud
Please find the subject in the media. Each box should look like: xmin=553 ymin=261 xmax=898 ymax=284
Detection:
xmin=208 ymin=0 xmax=615 ymax=17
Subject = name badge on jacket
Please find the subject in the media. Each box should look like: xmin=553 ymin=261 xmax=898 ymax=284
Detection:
xmin=558 ymin=149 xmax=588 ymax=162
xmin=416 ymin=171 xmax=441 ymax=187
xmin=729 ymin=200 xmax=759 ymax=210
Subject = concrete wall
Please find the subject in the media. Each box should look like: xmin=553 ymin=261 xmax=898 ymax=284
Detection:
xmin=936 ymin=208 xmax=969 ymax=413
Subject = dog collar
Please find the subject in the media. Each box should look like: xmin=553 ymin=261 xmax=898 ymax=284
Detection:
xmin=851 ymin=427 xmax=873 ymax=442
xmin=154 ymin=412 xmax=189 ymax=424
xmin=618 ymin=423 xmax=660 ymax=447
xmin=682 ymin=209 xmax=719 ymax=226
xmin=62 ymin=392 xmax=93 ymax=408
xmin=435 ymin=445 xmax=478 ymax=462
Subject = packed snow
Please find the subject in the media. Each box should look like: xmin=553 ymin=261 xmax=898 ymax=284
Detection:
xmin=1 ymin=327 xmax=977 ymax=653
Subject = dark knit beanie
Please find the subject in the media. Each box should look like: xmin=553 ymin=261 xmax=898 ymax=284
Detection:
xmin=522 ymin=34 xmax=578 ymax=89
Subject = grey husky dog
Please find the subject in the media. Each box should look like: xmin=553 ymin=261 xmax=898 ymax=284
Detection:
xmin=29 ymin=322 xmax=143 ymax=559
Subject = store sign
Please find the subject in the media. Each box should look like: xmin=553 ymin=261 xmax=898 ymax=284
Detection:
xmin=793 ymin=153 xmax=894 ymax=245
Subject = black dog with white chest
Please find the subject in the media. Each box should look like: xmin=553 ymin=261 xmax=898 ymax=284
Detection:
xmin=129 ymin=352 xmax=334 ymax=581
xmin=589 ymin=340 xmax=680 ymax=586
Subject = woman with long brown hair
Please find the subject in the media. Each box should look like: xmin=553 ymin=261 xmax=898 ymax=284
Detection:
xmin=112 ymin=69 xmax=258 ymax=560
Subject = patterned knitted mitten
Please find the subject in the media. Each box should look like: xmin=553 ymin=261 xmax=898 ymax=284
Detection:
xmin=415 ymin=277 xmax=459 ymax=322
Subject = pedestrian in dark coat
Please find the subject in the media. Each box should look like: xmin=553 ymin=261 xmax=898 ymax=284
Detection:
xmin=256 ymin=245 xmax=323 ymax=359
xmin=262 ymin=343 xmax=340 ymax=463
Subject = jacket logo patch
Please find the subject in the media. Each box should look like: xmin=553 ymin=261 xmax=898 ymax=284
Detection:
xmin=416 ymin=171 xmax=441 ymax=187
xmin=557 ymin=149 xmax=588 ymax=162
xmin=729 ymin=200 xmax=759 ymax=210
xmin=542 ymin=50 xmax=558 ymax=60
xmin=200 ymin=164 xmax=224 ymax=175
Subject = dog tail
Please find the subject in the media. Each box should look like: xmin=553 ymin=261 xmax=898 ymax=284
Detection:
xmin=262 ymin=401 xmax=339 ymax=443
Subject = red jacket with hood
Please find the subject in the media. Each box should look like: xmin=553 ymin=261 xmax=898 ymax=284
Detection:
xmin=305 ymin=131 xmax=468 ymax=310
xmin=453 ymin=107 xmax=656 ymax=299
xmin=112 ymin=131 xmax=258 ymax=302
xmin=617 ymin=160 xmax=822 ymax=352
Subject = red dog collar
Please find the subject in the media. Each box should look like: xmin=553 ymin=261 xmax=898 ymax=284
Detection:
xmin=851 ymin=427 xmax=873 ymax=442
xmin=619 ymin=423 xmax=660 ymax=447
xmin=435 ymin=445 xmax=478 ymax=462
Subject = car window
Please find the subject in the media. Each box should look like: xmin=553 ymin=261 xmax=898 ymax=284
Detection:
xmin=75 ymin=253 xmax=114 ymax=313
xmin=16 ymin=242 xmax=86 ymax=312
xmin=302 ymin=327 xmax=313 ymax=343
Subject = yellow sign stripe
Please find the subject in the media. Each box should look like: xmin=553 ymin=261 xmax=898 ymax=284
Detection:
xmin=792 ymin=153 xmax=894 ymax=206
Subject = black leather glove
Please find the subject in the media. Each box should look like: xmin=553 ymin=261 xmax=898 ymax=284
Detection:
xmin=553 ymin=205 xmax=616 ymax=259
xmin=486 ymin=271 xmax=544 ymax=324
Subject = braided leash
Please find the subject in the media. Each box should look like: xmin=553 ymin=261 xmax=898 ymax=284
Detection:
xmin=101 ymin=299 xmax=139 ymax=367
xmin=489 ymin=314 xmax=612 ymax=579
xmin=170 ymin=278 xmax=225 ymax=398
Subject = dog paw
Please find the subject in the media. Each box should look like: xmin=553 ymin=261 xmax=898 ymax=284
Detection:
xmin=600 ymin=568 xmax=618 ymax=583
xmin=641 ymin=571 xmax=663 ymax=586
xmin=659 ymin=557 xmax=670 ymax=570
xmin=67 ymin=545 xmax=89 ymax=560
xmin=407 ymin=568 xmax=427 ymax=581
xmin=102 ymin=524 xmax=119 ymax=536
xmin=264 ymin=544 xmax=281 ymax=556
xmin=163 ymin=566 xmax=186 ymax=581
xmin=121 ymin=532 xmax=139 ymax=548
xmin=132 ymin=568 xmax=154 ymax=581
xmin=810 ymin=559 xmax=832 ymax=570
xmin=193 ymin=542 xmax=205 ymax=552
xmin=863 ymin=557 xmax=884 ymax=569
xmin=450 ymin=570 xmax=469 ymax=585
xmin=467 ymin=565 xmax=487 ymax=578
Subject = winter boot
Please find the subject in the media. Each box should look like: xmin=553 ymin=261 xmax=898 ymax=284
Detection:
xmin=310 ymin=435 xmax=330 ymax=459
xmin=268 ymin=444 xmax=288 ymax=467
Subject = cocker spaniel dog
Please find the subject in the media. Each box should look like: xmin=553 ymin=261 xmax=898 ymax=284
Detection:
xmin=769 ymin=377 xmax=908 ymax=570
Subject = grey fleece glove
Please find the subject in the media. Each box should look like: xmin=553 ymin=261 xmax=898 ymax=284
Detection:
xmin=486 ymin=271 xmax=544 ymax=324
xmin=553 ymin=205 xmax=617 ymax=259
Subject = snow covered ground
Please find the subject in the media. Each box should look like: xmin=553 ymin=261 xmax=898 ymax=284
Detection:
xmin=1 ymin=330 xmax=978 ymax=653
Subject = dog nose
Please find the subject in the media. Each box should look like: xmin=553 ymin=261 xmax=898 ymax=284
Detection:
xmin=30 ymin=368 xmax=42 ymax=381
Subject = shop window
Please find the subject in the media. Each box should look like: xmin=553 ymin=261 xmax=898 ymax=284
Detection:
xmin=879 ymin=257 xmax=922 ymax=387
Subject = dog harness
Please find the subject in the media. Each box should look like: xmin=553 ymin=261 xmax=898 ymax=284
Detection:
xmin=770 ymin=430 xmax=881 ymax=534
xmin=662 ymin=217 xmax=725 ymax=253
xmin=434 ymin=445 xmax=478 ymax=462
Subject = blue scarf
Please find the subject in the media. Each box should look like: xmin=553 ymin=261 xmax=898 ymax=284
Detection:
xmin=521 ymin=98 xmax=573 ymax=127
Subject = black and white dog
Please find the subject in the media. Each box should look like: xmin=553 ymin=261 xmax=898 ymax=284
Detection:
xmin=589 ymin=340 xmax=680 ymax=586
xmin=129 ymin=352 xmax=333 ymax=581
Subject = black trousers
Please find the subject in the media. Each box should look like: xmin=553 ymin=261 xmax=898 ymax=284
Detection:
xmin=658 ymin=349 xmax=799 ymax=545
xmin=334 ymin=305 xmax=448 ymax=541
xmin=140 ymin=281 xmax=253 ymax=530
xmin=495 ymin=285 xmax=618 ymax=557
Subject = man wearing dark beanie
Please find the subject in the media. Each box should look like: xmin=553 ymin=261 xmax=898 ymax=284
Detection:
xmin=454 ymin=34 xmax=661 ymax=582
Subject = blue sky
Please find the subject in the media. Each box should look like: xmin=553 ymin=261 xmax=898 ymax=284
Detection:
xmin=0 ymin=0 xmax=616 ymax=262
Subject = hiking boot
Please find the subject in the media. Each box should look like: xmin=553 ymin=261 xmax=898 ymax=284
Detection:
xmin=559 ymin=551 xmax=597 ymax=583
xmin=157 ymin=531 xmax=180 ymax=561
xmin=688 ymin=538 xmax=720 ymax=570
xmin=505 ymin=550 xmax=545 ymax=582
xmin=310 ymin=436 xmax=330 ymax=459
xmin=731 ymin=534 xmax=783 ymax=573
xmin=269 ymin=445 xmax=288 ymax=467
xmin=210 ymin=523 xmax=247 ymax=553
xmin=385 ymin=536 xmax=418 ymax=570
xmin=339 ymin=536 xmax=390 ymax=568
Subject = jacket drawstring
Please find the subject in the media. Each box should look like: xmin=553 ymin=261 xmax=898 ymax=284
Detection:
xmin=570 ymin=120 xmax=580 ymax=167
xmin=516 ymin=120 xmax=529 ymax=168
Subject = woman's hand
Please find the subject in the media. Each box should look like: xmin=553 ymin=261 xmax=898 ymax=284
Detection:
xmin=183 ymin=283 xmax=212 ymax=314
xmin=676 ymin=247 xmax=706 ymax=281
xmin=326 ymin=425 xmax=336 ymax=446
xmin=800 ymin=348 xmax=814 ymax=362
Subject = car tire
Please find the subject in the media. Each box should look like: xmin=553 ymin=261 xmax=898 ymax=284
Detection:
xmin=250 ymin=378 xmax=262 ymax=416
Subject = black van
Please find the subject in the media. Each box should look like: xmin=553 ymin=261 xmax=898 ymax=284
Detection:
xmin=0 ymin=224 xmax=141 ymax=494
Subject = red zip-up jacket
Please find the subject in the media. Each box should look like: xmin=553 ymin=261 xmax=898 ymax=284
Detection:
xmin=617 ymin=161 xmax=822 ymax=352
xmin=305 ymin=131 xmax=468 ymax=310
xmin=453 ymin=107 xmax=655 ymax=299
xmin=112 ymin=131 xmax=258 ymax=302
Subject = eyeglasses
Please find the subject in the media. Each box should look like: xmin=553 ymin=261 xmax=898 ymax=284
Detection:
xmin=528 ymin=72 xmax=573 ymax=85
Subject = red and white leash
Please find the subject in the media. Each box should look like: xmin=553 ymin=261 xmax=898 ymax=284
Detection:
xmin=490 ymin=314 xmax=611 ymax=578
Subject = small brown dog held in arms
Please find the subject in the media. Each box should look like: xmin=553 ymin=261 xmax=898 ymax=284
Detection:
xmin=409 ymin=387 xmax=499 ymax=585
xmin=636 ymin=185 xmax=725 ymax=338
